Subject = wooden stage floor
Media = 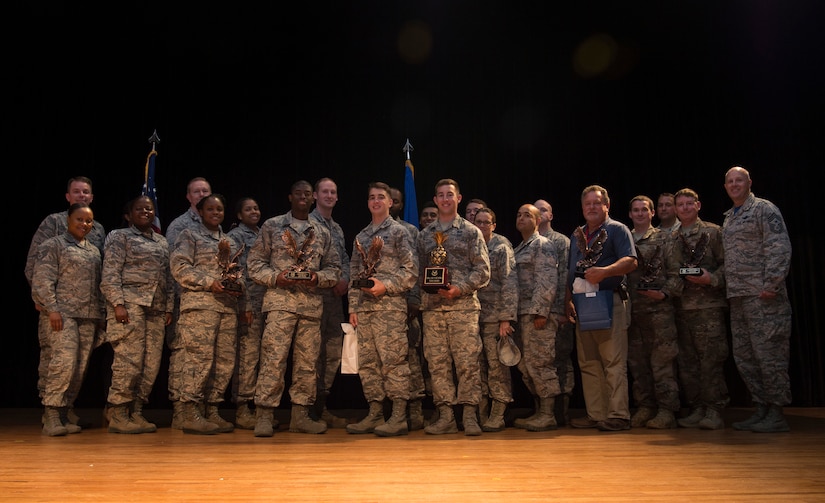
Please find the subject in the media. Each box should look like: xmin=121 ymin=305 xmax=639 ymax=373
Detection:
xmin=1 ymin=407 xmax=824 ymax=502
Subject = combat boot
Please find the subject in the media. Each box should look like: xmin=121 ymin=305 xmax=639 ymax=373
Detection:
xmin=205 ymin=403 xmax=235 ymax=433
xmin=482 ymin=400 xmax=507 ymax=432
xmin=646 ymin=409 xmax=677 ymax=429
xmin=750 ymin=405 xmax=790 ymax=433
xmin=732 ymin=404 xmax=769 ymax=431
xmin=424 ymin=405 xmax=458 ymax=435
xmin=107 ymin=403 xmax=145 ymax=434
xmin=290 ymin=404 xmax=328 ymax=434
xmin=181 ymin=401 xmax=220 ymax=435
xmin=235 ymin=401 xmax=257 ymax=430
xmin=315 ymin=393 xmax=348 ymax=428
xmin=514 ymin=395 xmax=540 ymax=429
xmin=698 ymin=408 xmax=725 ymax=430
xmin=631 ymin=406 xmax=657 ymax=428
xmin=58 ymin=407 xmax=82 ymax=433
xmin=170 ymin=400 xmax=185 ymax=430
xmin=677 ymin=406 xmax=706 ymax=428
xmin=463 ymin=404 xmax=482 ymax=436
xmin=42 ymin=407 xmax=68 ymax=437
xmin=346 ymin=401 xmax=385 ymax=434
xmin=254 ymin=406 xmax=276 ymax=437
xmin=132 ymin=400 xmax=157 ymax=433
xmin=408 ymin=399 xmax=425 ymax=431
xmin=375 ymin=399 xmax=409 ymax=437
xmin=524 ymin=397 xmax=557 ymax=432
xmin=478 ymin=395 xmax=490 ymax=424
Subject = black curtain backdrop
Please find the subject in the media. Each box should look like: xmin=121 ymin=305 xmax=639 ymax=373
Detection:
xmin=7 ymin=2 xmax=823 ymax=408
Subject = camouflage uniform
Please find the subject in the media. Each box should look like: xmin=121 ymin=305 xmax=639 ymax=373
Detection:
xmin=26 ymin=210 xmax=105 ymax=400
xmin=247 ymin=213 xmax=341 ymax=408
xmin=542 ymin=228 xmax=575 ymax=397
xmin=722 ymin=192 xmax=792 ymax=407
xmin=100 ymin=225 xmax=174 ymax=407
xmin=627 ymin=227 xmax=681 ymax=414
xmin=31 ymin=232 xmax=104 ymax=408
xmin=170 ymin=225 xmax=244 ymax=406
xmin=164 ymin=207 xmax=203 ymax=403
xmin=395 ymin=217 xmax=427 ymax=403
xmin=348 ymin=218 xmax=418 ymax=401
xmin=513 ymin=231 xmax=560 ymax=399
xmin=671 ymin=218 xmax=730 ymax=413
xmin=309 ymin=208 xmax=351 ymax=404
xmin=417 ymin=216 xmax=490 ymax=407
xmin=226 ymin=223 xmax=267 ymax=405
xmin=477 ymin=233 xmax=518 ymax=404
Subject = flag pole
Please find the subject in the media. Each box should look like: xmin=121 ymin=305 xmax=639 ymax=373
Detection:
xmin=402 ymin=138 xmax=418 ymax=228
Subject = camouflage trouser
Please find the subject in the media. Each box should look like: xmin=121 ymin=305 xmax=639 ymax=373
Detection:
xmin=106 ymin=304 xmax=166 ymax=405
xmin=176 ymin=309 xmax=237 ymax=404
xmin=555 ymin=320 xmax=576 ymax=396
xmin=729 ymin=295 xmax=792 ymax=406
xmin=232 ymin=308 xmax=264 ymax=403
xmin=317 ymin=290 xmax=345 ymax=398
xmin=407 ymin=316 xmax=426 ymax=400
xmin=628 ymin=308 xmax=680 ymax=412
xmin=422 ymin=310 xmax=482 ymax=406
xmin=516 ymin=314 xmax=560 ymax=399
xmin=675 ymin=306 xmax=730 ymax=410
xmin=41 ymin=317 xmax=96 ymax=408
xmin=355 ymin=309 xmax=411 ymax=402
xmin=480 ymin=321 xmax=513 ymax=403
xmin=255 ymin=311 xmax=320 ymax=408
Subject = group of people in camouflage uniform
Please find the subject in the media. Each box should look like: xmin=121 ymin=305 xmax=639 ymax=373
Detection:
xmin=26 ymin=164 xmax=793 ymax=437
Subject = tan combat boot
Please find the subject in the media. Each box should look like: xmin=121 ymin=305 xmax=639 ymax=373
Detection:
xmin=375 ymin=399 xmax=408 ymax=437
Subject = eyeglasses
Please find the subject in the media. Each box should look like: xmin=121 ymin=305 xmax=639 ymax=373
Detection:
xmin=475 ymin=220 xmax=494 ymax=226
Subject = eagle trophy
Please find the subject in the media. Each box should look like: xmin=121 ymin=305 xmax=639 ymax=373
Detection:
xmin=573 ymin=227 xmax=607 ymax=277
xmin=216 ymin=238 xmax=244 ymax=292
xmin=352 ymin=235 xmax=384 ymax=288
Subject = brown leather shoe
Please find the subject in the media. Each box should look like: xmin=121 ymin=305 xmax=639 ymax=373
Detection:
xmin=596 ymin=418 xmax=631 ymax=431
xmin=569 ymin=416 xmax=600 ymax=429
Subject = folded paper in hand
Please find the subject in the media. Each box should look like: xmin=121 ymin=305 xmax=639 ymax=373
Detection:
xmin=341 ymin=323 xmax=359 ymax=374
xmin=573 ymin=290 xmax=613 ymax=331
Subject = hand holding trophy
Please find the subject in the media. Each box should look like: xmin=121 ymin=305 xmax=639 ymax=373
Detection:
xmin=282 ymin=228 xmax=317 ymax=280
xmin=216 ymin=238 xmax=244 ymax=294
xmin=352 ymin=235 xmax=383 ymax=288
xmin=573 ymin=227 xmax=607 ymax=278
xmin=678 ymin=232 xmax=708 ymax=276
xmin=423 ymin=231 xmax=450 ymax=293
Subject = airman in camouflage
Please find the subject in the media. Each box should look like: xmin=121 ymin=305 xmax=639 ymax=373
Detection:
xmin=247 ymin=180 xmax=341 ymax=436
xmin=723 ymin=166 xmax=792 ymax=433
xmin=512 ymin=204 xmax=560 ymax=432
xmin=346 ymin=182 xmax=418 ymax=437
xmin=473 ymin=208 xmax=518 ymax=432
xmin=417 ymin=178 xmax=491 ymax=436
xmin=670 ymin=188 xmax=729 ymax=430
xmin=100 ymin=195 xmax=174 ymax=434
xmin=31 ymin=202 xmax=104 ymax=436
xmin=626 ymin=195 xmax=681 ymax=429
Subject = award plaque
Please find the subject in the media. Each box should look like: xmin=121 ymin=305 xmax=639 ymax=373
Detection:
xmin=636 ymin=244 xmax=663 ymax=290
xmin=573 ymin=227 xmax=607 ymax=278
xmin=352 ymin=235 xmax=384 ymax=288
xmin=678 ymin=232 xmax=708 ymax=277
xmin=282 ymin=228 xmax=316 ymax=280
xmin=423 ymin=231 xmax=450 ymax=293
xmin=216 ymin=238 xmax=244 ymax=293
